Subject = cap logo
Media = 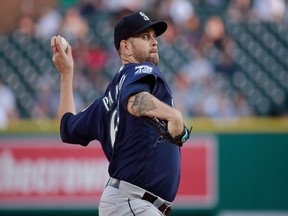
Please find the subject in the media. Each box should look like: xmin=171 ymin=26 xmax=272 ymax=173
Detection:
xmin=139 ymin=12 xmax=150 ymax=21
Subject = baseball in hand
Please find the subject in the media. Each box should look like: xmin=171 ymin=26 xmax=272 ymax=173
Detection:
xmin=60 ymin=36 xmax=68 ymax=51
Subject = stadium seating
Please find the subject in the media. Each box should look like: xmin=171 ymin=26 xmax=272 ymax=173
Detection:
xmin=0 ymin=9 xmax=287 ymax=117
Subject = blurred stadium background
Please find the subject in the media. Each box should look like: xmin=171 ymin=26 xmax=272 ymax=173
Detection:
xmin=0 ymin=0 xmax=288 ymax=216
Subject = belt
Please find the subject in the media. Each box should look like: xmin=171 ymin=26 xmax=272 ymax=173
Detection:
xmin=107 ymin=178 xmax=172 ymax=216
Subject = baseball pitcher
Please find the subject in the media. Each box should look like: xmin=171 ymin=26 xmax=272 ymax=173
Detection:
xmin=51 ymin=11 xmax=191 ymax=216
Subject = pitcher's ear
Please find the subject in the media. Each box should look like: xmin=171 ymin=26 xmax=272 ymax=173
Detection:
xmin=120 ymin=40 xmax=132 ymax=56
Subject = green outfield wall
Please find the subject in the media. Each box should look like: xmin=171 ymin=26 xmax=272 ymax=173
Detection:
xmin=1 ymin=118 xmax=288 ymax=216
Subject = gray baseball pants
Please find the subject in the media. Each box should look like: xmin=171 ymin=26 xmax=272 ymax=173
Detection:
xmin=98 ymin=178 xmax=172 ymax=216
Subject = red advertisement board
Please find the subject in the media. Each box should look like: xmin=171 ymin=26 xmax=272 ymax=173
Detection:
xmin=175 ymin=136 xmax=217 ymax=208
xmin=0 ymin=136 xmax=217 ymax=209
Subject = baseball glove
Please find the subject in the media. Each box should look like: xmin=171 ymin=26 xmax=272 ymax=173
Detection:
xmin=143 ymin=117 xmax=192 ymax=147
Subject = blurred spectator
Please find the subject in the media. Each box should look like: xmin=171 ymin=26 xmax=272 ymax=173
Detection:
xmin=201 ymin=89 xmax=233 ymax=118
xmin=182 ymin=14 xmax=204 ymax=52
xmin=159 ymin=18 xmax=178 ymax=43
xmin=233 ymin=92 xmax=254 ymax=116
xmin=173 ymin=46 xmax=253 ymax=118
xmin=201 ymin=15 xmax=238 ymax=76
xmin=168 ymin=0 xmax=194 ymax=27
xmin=0 ymin=78 xmax=18 ymax=129
xmin=173 ymin=50 xmax=213 ymax=117
xmin=202 ymin=16 xmax=226 ymax=51
xmin=31 ymin=78 xmax=56 ymax=119
xmin=16 ymin=15 xmax=35 ymax=37
xmin=227 ymin=0 xmax=254 ymax=23
xmin=34 ymin=2 xmax=62 ymax=39
xmin=180 ymin=51 xmax=214 ymax=83
xmin=214 ymin=51 xmax=238 ymax=78
xmin=72 ymin=42 xmax=108 ymax=92
xmin=202 ymin=0 xmax=226 ymax=7
xmin=214 ymin=37 xmax=238 ymax=77
xmin=172 ymin=72 xmax=194 ymax=116
xmin=59 ymin=7 xmax=89 ymax=45
xmin=252 ymin=0 xmax=286 ymax=22
xmin=31 ymin=75 xmax=85 ymax=119
xmin=102 ymin=0 xmax=153 ymax=12
xmin=78 ymin=0 xmax=98 ymax=17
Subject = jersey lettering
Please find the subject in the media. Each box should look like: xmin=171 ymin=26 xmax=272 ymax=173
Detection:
xmin=115 ymin=74 xmax=126 ymax=100
xmin=135 ymin=65 xmax=153 ymax=75
xmin=102 ymin=92 xmax=113 ymax=112
xmin=102 ymin=74 xmax=126 ymax=112
xmin=102 ymin=97 xmax=110 ymax=112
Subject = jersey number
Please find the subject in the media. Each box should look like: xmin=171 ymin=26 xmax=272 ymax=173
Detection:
xmin=110 ymin=109 xmax=119 ymax=149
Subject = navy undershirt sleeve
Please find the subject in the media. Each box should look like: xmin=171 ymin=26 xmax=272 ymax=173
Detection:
xmin=59 ymin=98 xmax=103 ymax=146
xmin=60 ymin=112 xmax=79 ymax=143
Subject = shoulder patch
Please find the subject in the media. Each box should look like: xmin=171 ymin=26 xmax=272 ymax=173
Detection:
xmin=135 ymin=65 xmax=153 ymax=75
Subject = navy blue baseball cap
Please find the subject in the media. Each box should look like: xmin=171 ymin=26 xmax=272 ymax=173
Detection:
xmin=114 ymin=11 xmax=167 ymax=50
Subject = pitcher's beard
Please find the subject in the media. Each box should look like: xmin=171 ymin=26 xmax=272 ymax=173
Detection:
xmin=133 ymin=53 xmax=159 ymax=65
xmin=146 ymin=55 xmax=159 ymax=65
